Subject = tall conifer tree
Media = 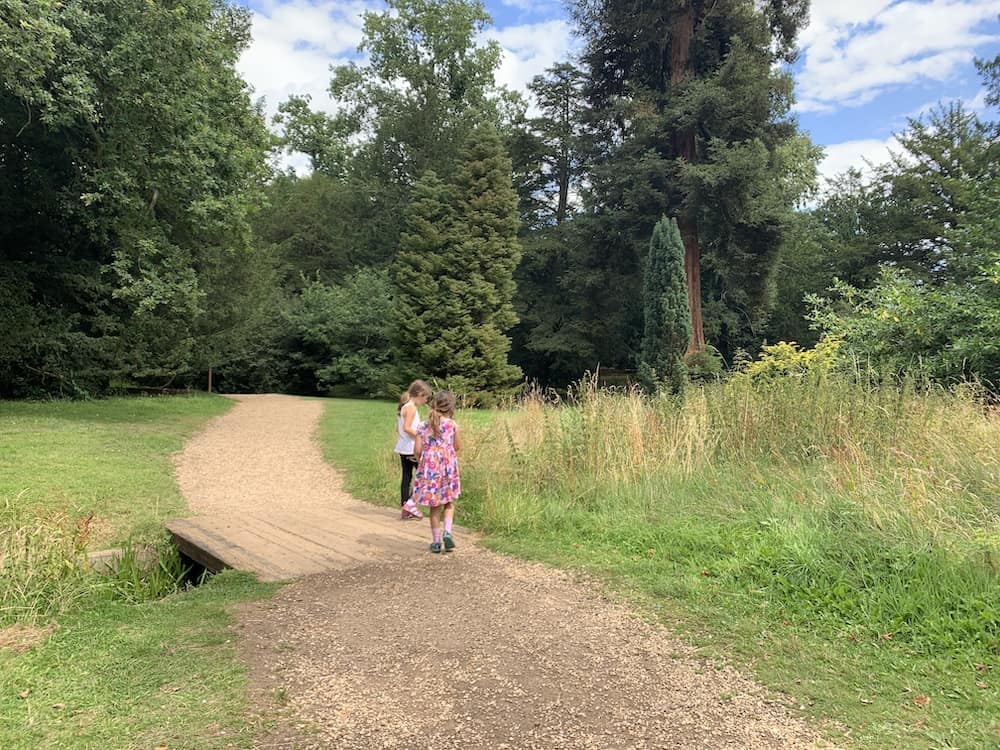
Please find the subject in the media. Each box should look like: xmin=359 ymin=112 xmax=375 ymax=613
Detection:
xmin=391 ymin=125 xmax=522 ymax=400
xmin=573 ymin=0 xmax=813 ymax=356
xmin=390 ymin=170 xmax=456 ymax=379
xmin=640 ymin=217 xmax=691 ymax=392
xmin=449 ymin=123 xmax=523 ymax=396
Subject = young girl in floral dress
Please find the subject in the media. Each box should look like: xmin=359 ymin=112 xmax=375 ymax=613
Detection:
xmin=412 ymin=390 xmax=461 ymax=553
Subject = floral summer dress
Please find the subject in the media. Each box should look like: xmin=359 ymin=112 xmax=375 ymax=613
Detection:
xmin=412 ymin=418 xmax=461 ymax=507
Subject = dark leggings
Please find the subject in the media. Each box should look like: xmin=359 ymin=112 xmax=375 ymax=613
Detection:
xmin=399 ymin=453 xmax=415 ymax=505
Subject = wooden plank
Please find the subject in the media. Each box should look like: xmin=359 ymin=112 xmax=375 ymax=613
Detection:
xmin=231 ymin=515 xmax=364 ymax=573
xmin=165 ymin=510 xmax=429 ymax=581
xmin=165 ymin=501 xmax=473 ymax=582
xmin=167 ymin=518 xmax=300 ymax=580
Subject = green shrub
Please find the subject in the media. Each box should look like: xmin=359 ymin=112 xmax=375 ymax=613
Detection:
xmin=684 ymin=345 xmax=724 ymax=382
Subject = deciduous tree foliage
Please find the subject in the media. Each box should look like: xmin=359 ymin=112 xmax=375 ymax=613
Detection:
xmin=0 ymin=0 xmax=271 ymax=396
xmin=283 ymin=269 xmax=395 ymax=397
xmin=273 ymin=0 xmax=520 ymax=277
xmin=769 ymin=100 xmax=999 ymax=353
xmin=806 ymin=65 xmax=1000 ymax=386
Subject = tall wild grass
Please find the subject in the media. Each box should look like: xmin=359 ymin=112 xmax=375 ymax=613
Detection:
xmin=465 ymin=373 xmax=999 ymax=658
xmin=1 ymin=497 xmax=193 ymax=626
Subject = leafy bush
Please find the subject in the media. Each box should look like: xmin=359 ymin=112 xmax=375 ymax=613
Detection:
xmin=683 ymin=345 xmax=724 ymax=382
xmin=810 ymin=269 xmax=1000 ymax=387
xmin=740 ymin=337 xmax=842 ymax=378
xmin=809 ymin=169 xmax=1000 ymax=389
xmin=283 ymin=268 xmax=395 ymax=396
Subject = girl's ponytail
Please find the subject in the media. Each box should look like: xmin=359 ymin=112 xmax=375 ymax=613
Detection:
xmin=427 ymin=408 xmax=442 ymax=439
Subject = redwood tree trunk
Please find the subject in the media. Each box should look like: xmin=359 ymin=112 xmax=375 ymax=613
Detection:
xmin=678 ymin=215 xmax=705 ymax=351
xmin=669 ymin=2 xmax=705 ymax=353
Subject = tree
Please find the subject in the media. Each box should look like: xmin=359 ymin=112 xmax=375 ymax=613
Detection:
xmin=391 ymin=125 xmax=523 ymax=402
xmin=976 ymin=48 xmax=1000 ymax=108
xmin=768 ymin=99 xmax=999 ymax=347
xmin=869 ymin=103 xmax=996 ymax=283
xmin=448 ymin=123 xmax=523 ymax=395
xmin=390 ymin=169 xmax=457 ymax=380
xmin=0 ymin=0 xmax=272 ymax=396
xmin=573 ymin=0 xmax=813 ymax=355
xmin=283 ymin=269 xmax=395 ymax=397
xmin=805 ymin=58 xmax=1000 ymax=387
xmin=506 ymin=63 xmax=592 ymax=385
xmin=254 ymin=172 xmax=394 ymax=289
xmin=523 ymin=64 xmax=589 ymax=227
xmin=329 ymin=0 xmax=511 ymax=184
xmin=274 ymin=0 xmax=520 ymax=276
xmin=274 ymin=95 xmax=348 ymax=177
xmin=640 ymin=217 xmax=691 ymax=392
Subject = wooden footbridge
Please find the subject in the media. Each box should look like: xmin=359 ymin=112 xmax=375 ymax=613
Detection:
xmin=166 ymin=504 xmax=429 ymax=581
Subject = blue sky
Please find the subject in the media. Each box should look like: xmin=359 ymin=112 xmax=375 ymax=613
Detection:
xmin=236 ymin=0 xmax=1000 ymax=182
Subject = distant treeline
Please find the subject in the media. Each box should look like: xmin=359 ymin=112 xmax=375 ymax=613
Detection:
xmin=2 ymin=0 xmax=997 ymax=398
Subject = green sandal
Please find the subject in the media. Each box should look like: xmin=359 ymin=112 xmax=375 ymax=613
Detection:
xmin=443 ymin=532 xmax=455 ymax=552
xmin=429 ymin=541 xmax=442 ymax=553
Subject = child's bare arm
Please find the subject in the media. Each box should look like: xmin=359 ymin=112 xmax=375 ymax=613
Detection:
xmin=402 ymin=403 xmax=419 ymax=438
xmin=413 ymin=434 xmax=423 ymax=460
xmin=453 ymin=425 xmax=461 ymax=452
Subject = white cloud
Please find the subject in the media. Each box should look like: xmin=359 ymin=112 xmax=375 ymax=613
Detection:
xmin=237 ymin=0 xmax=376 ymax=121
xmin=818 ymin=136 xmax=900 ymax=184
xmin=238 ymin=2 xmax=579 ymax=171
xmin=796 ymin=0 xmax=1000 ymax=112
xmin=488 ymin=19 xmax=577 ymax=95
xmin=240 ymin=2 xmax=578 ymax=122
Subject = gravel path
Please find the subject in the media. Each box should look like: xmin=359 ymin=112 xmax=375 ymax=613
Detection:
xmin=180 ymin=395 xmax=833 ymax=749
xmin=176 ymin=394 xmax=353 ymax=517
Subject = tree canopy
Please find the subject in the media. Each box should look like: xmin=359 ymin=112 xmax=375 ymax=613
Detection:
xmin=1 ymin=0 xmax=272 ymax=397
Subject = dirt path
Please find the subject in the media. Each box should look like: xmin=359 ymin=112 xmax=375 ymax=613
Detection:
xmin=179 ymin=395 xmax=833 ymax=749
xmin=176 ymin=394 xmax=355 ymax=517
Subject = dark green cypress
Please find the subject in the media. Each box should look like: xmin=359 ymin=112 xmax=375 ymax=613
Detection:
xmin=640 ymin=217 xmax=691 ymax=392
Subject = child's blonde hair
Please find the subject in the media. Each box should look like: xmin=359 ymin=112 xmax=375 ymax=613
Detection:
xmin=398 ymin=379 xmax=431 ymax=414
xmin=426 ymin=390 xmax=456 ymax=438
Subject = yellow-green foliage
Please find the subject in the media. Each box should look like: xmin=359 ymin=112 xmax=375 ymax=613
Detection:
xmin=742 ymin=337 xmax=842 ymax=378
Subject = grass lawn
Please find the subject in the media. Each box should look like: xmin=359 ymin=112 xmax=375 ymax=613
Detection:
xmin=0 ymin=571 xmax=274 ymax=750
xmin=0 ymin=395 xmax=276 ymax=750
xmin=0 ymin=396 xmax=233 ymax=546
xmin=319 ymin=396 xmax=1000 ymax=750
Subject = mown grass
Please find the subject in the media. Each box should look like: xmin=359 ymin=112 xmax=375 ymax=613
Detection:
xmin=0 ymin=396 xmax=233 ymax=545
xmin=319 ymin=379 xmax=999 ymax=750
xmin=0 ymin=571 xmax=274 ymax=750
xmin=0 ymin=395 xmax=275 ymax=749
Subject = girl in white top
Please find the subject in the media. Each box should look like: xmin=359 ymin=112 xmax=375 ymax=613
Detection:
xmin=395 ymin=379 xmax=431 ymax=519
